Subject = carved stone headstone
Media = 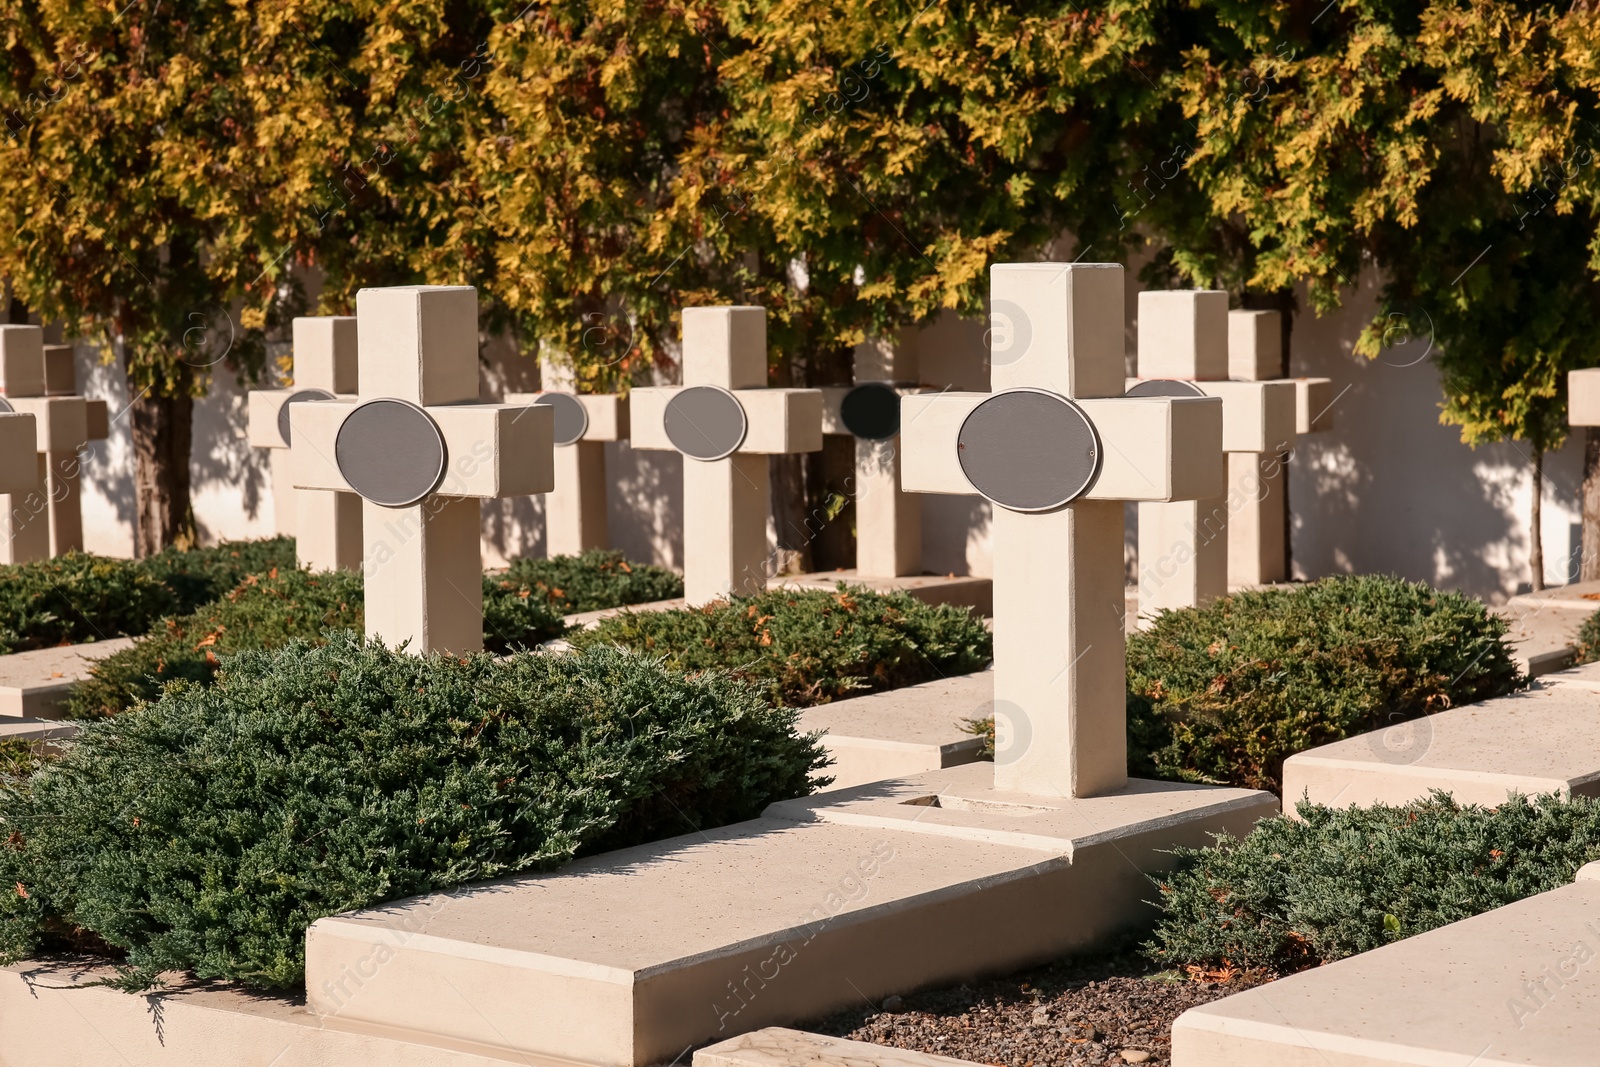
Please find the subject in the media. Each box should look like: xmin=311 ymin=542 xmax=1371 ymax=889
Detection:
xmin=631 ymin=307 xmax=824 ymax=606
xmin=289 ymin=287 xmax=554 ymax=654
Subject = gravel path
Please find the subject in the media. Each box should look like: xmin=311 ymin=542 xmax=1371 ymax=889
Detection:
xmin=805 ymin=947 xmax=1263 ymax=1066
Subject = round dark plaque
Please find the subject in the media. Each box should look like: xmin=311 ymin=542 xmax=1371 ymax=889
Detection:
xmin=1125 ymin=379 xmax=1206 ymax=399
xmin=956 ymin=389 xmax=1101 ymax=512
xmin=334 ymin=399 xmax=447 ymax=507
xmin=534 ymin=391 xmax=590 ymax=447
xmin=664 ymin=385 xmax=748 ymax=461
xmin=839 ymin=382 xmax=902 ymax=441
xmin=276 ymin=388 xmax=337 ymax=445
xmin=0 ymin=398 xmax=15 ymax=414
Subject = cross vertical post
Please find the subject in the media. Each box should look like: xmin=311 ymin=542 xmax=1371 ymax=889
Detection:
xmin=248 ymin=317 xmax=364 ymax=571
xmin=289 ymin=287 xmax=554 ymax=654
xmin=630 ymin=307 xmax=823 ymax=606
xmin=901 ymin=264 xmax=1224 ymax=797
xmin=40 ymin=344 xmax=108 ymax=557
xmin=1129 ymin=293 xmax=1297 ymax=620
xmin=505 ymin=355 xmax=628 ymax=557
xmin=818 ymin=329 xmax=925 ymax=576
xmin=1225 ymin=309 xmax=1335 ymax=586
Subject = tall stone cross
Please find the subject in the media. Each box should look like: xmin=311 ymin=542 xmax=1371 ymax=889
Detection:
xmin=505 ymin=355 xmax=628 ymax=557
xmin=1224 ymin=309 xmax=1334 ymax=586
xmin=288 ymin=286 xmax=554 ymax=654
xmin=40 ymin=344 xmax=109 ymax=557
xmin=901 ymin=263 xmax=1224 ymax=798
xmin=1126 ymin=291 xmax=1296 ymax=621
xmin=248 ymin=316 xmax=363 ymax=571
xmin=0 ymin=326 xmax=93 ymax=563
xmin=631 ymin=306 xmax=823 ymax=606
xmin=817 ymin=329 xmax=926 ymax=576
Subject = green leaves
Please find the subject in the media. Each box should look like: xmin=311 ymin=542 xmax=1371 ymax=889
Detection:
xmin=571 ymin=582 xmax=992 ymax=707
xmin=1146 ymin=792 xmax=1600 ymax=976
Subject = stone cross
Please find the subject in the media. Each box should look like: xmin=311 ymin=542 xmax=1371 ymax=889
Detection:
xmin=900 ymin=263 xmax=1224 ymax=798
xmin=1224 ymin=309 xmax=1334 ymax=586
xmin=0 ymin=326 xmax=93 ymax=563
xmin=631 ymin=307 xmax=823 ymax=606
xmin=1126 ymin=292 xmax=1296 ymax=622
xmin=505 ymin=355 xmax=628 ymax=557
xmin=39 ymin=343 xmax=107 ymax=557
xmin=288 ymin=286 xmax=554 ymax=654
xmin=1571 ymin=368 xmax=1600 ymax=427
xmin=817 ymin=329 xmax=926 ymax=577
xmin=248 ymin=317 xmax=364 ymax=571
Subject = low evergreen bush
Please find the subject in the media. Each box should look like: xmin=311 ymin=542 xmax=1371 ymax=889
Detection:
xmin=1126 ymin=575 xmax=1522 ymax=792
xmin=1147 ymin=793 xmax=1600 ymax=978
xmin=569 ymin=584 xmax=993 ymax=706
xmin=68 ymin=566 xmax=568 ymax=718
xmin=1573 ymin=608 xmax=1600 ymax=665
xmin=1 ymin=635 xmax=825 ymax=990
xmin=0 ymin=537 xmax=298 ymax=654
xmin=499 ymin=549 xmax=682 ymax=613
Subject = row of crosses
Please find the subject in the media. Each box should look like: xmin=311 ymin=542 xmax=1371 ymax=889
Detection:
xmin=0 ymin=326 xmax=108 ymax=562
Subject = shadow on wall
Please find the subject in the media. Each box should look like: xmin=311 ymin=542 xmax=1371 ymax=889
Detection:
xmin=77 ymin=342 xmax=137 ymax=556
xmin=189 ymin=361 xmax=271 ymax=545
xmin=1288 ymin=271 xmax=1582 ymax=602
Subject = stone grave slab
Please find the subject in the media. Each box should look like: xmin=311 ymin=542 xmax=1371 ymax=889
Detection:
xmin=698 ymin=1027 xmax=985 ymax=1067
xmin=1505 ymin=576 xmax=1600 ymax=615
xmin=796 ymin=669 xmax=992 ymax=789
xmin=1280 ymin=683 xmax=1600 ymax=812
xmin=1539 ymin=661 xmax=1600 ymax=692
xmin=0 ymin=717 xmax=79 ymax=748
xmin=0 ymin=961 xmax=544 ymax=1067
xmin=0 ymin=636 xmax=135 ymax=718
xmin=305 ymin=761 xmax=1272 ymax=1067
xmin=776 ymin=571 xmax=993 ymax=616
xmin=1172 ymin=869 xmax=1600 ymax=1066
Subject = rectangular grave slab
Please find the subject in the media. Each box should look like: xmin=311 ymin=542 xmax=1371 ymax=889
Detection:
xmin=0 ymin=961 xmax=547 ymax=1067
xmin=1172 ymin=871 xmax=1600 ymax=1066
xmin=304 ymin=763 xmax=1273 ymax=1067
xmin=0 ymin=717 xmax=79 ymax=748
xmin=1505 ymin=577 xmax=1600 ymax=614
xmin=1280 ymin=684 xmax=1600 ymax=813
xmin=1494 ymin=596 xmax=1588 ymax=678
xmin=1539 ymin=661 xmax=1600 ymax=692
xmin=776 ymin=572 xmax=993 ymax=617
xmin=0 ymin=636 xmax=136 ymax=718
xmin=698 ymin=1027 xmax=986 ymax=1067
xmin=797 ymin=670 xmax=992 ymax=790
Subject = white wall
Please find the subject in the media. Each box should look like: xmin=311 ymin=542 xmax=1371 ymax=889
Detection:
xmin=69 ymin=263 xmax=1580 ymax=603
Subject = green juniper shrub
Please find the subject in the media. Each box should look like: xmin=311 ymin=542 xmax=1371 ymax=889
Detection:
xmin=1147 ymin=792 xmax=1600 ymax=978
xmin=1 ymin=635 xmax=826 ymax=990
xmin=1126 ymin=575 xmax=1522 ymax=793
xmin=1573 ymin=608 xmax=1600 ymax=665
xmin=68 ymin=566 xmax=569 ymax=718
xmin=137 ymin=536 xmax=299 ymax=615
xmin=570 ymin=584 xmax=992 ymax=707
xmin=0 ymin=537 xmax=299 ymax=655
xmin=499 ymin=549 xmax=683 ymax=614
xmin=0 ymin=738 xmax=40 ymax=781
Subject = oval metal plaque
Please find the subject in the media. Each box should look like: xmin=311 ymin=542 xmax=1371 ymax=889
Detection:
xmin=956 ymin=389 xmax=1101 ymax=512
xmin=276 ymin=388 xmax=337 ymax=446
xmin=0 ymin=398 xmax=15 ymax=414
xmin=534 ymin=391 xmax=590 ymax=447
xmin=335 ymin=399 xmax=447 ymax=507
xmin=1126 ymin=379 xmax=1206 ymax=399
xmin=664 ymin=385 xmax=747 ymax=461
xmin=840 ymin=382 xmax=901 ymax=440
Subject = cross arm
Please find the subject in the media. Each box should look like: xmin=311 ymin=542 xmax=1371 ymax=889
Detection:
xmin=1295 ymin=377 xmax=1335 ymax=434
xmin=7 ymin=397 xmax=87 ymax=454
xmin=1126 ymin=378 xmax=1297 ymax=454
xmin=630 ymin=387 xmax=823 ymax=454
xmin=900 ymin=391 xmax=1224 ymax=503
xmin=290 ymin=400 xmax=554 ymax=499
xmin=504 ymin=391 xmax=630 ymax=442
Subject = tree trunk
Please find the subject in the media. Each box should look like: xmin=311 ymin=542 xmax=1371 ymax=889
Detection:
xmin=129 ymin=389 xmax=196 ymax=557
xmin=1583 ymin=428 xmax=1600 ymax=582
xmin=1530 ymin=447 xmax=1546 ymax=592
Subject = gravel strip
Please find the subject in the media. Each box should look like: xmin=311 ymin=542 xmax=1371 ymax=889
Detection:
xmin=805 ymin=947 xmax=1264 ymax=1066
